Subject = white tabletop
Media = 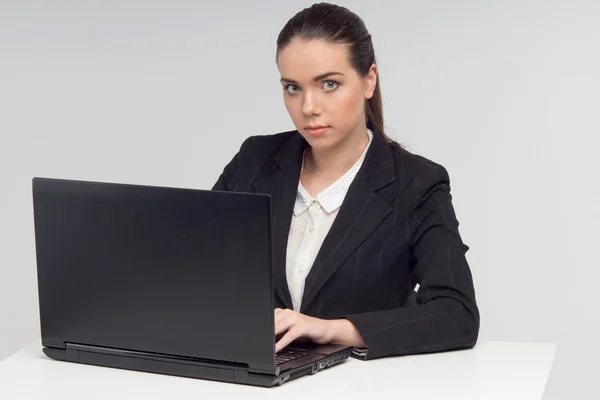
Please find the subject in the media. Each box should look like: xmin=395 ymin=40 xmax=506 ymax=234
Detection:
xmin=0 ymin=340 xmax=555 ymax=399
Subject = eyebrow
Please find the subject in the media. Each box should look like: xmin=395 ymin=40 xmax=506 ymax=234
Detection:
xmin=280 ymin=71 xmax=345 ymax=84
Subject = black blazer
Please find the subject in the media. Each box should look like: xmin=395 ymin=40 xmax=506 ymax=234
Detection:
xmin=212 ymin=126 xmax=480 ymax=360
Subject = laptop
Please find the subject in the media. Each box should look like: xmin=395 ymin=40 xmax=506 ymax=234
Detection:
xmin=31 ymin=177 xmax=352 ymax=387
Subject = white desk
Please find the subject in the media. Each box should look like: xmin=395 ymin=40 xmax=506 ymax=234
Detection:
xmin=0 ymin=340 xmax=555 ymax=399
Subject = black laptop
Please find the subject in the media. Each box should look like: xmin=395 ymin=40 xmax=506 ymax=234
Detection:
xmin=31 ymin=177 xmax=352 ymax=387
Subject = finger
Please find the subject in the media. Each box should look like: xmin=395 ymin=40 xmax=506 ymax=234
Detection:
xmin=275 ymin=316 xmax=296 ymax=337
xmin=276 ymin=326 xmax=303 ymax=353
xmin=274 ymin=308 xmax=286 ymax=315
xmin=274 ymin=310 xmax=294 ymax=327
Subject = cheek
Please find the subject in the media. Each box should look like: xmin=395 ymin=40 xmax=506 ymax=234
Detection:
xmin=284 ymin=96 xmax=305 ymax=131
xmin=283 ymin=96 xmax=298 ymax=117
xmin=333 ymin=86 xmax=363 ymax=122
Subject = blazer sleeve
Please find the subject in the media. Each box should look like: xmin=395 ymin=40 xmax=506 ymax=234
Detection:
xmin=343 ymin=162 xmax=480 ymax=360
xmin=211 ymin=136 xmax=255 ymax=191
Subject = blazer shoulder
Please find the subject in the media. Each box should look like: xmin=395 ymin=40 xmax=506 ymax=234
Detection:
xmin=388 ymin=146 xmax=452 ymax=211
xmin=392 ymin=145 xmax=451 ymax=186
xmin=219 ymin=130 xmax=299 ymax=189
xmin=213 ymin=130 xmax=298 ymax=191
xmin=240 ymin=129 xmax=299 ymax=156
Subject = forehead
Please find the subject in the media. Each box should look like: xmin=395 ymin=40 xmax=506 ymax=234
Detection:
xmin=277 ymin=38 xmax=352 ymax=80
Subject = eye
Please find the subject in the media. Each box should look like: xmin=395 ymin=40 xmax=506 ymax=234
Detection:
xmin=285 ymin=84 xmax=301 ymax=94
xmin=322 ymin=80 xmax=339 ymax=91
xmin=284 ymin=80 xmax=339 ymax=94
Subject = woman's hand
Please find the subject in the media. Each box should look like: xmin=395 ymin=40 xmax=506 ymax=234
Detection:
xmin=274 ymin=308 xmax=366 ymax=352
xmin=275 ymin=308 xmax=333 ymax=352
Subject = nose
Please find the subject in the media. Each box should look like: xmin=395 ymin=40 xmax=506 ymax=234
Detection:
xmin=301 ymin=90 xmax=321 ymax=117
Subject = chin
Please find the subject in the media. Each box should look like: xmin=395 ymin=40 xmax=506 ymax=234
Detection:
xmin=304 ymin=136 xmax=341 ymax=152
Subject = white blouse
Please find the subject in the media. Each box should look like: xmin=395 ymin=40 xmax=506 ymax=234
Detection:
xmin=285 ymin=129 xmax=374 ymax=312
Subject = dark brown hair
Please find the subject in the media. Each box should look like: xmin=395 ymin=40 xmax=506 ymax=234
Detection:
xmin=275 ymin=2 xmax=399 ymax=148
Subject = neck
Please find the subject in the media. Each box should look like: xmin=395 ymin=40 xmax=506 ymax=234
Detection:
xmin=303 ymin=127 xmax=370 ymax=179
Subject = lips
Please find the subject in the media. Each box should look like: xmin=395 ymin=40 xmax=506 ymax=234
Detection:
xmin=306 ymin=124 xmax=327 ymax=129
xmin=306 ymin=125 xmax=329 ymax=135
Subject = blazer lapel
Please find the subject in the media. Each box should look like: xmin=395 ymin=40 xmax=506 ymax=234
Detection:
xmin=253 ymin=133 xmax=307 ymax=310
xmin=299 ymin=130 xmax=396 ymax=313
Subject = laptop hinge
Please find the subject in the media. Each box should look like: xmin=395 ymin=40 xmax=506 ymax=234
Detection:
xmin=248 ymin=364 xmax=280 ymax=376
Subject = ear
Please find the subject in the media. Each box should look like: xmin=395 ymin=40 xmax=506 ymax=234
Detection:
xmin=364 ymin=64 xmax=378 ymax=99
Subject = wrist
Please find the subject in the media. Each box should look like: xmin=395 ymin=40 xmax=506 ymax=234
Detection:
xmin=326 ymin=319 xmax=344 ymax=343
xmin=328 ymin=319 xmax=366 ymax=348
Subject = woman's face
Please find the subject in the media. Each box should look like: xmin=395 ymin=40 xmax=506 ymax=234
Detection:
xmin=277 ymin=37 xmax=377 ymax=151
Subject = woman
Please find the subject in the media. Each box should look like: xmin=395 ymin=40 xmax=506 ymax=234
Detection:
xmin=212 ymin=2 xmax=479 ymax=360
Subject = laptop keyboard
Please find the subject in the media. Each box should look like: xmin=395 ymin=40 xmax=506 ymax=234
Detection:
xmin=276 ymin=348 xmax=309 ymax=365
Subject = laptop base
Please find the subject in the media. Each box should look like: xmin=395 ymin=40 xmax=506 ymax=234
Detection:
xmin=43 ymin=343 xmax=350 ymax=387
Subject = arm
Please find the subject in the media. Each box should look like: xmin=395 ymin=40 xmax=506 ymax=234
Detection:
xmin=342 ymin=163 xmax=480 ymax=360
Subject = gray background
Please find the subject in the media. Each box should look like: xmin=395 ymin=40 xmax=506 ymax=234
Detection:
xmin=1 ymin=1 xmax=598 ymax=398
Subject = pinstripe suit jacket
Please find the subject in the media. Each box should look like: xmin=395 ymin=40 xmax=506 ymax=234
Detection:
xmin=211 ymin=126 xmax=480 ymax=360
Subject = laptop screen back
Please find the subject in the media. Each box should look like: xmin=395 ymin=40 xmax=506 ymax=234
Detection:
xmin=32 ymin=177 xmax=276 ymax=373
